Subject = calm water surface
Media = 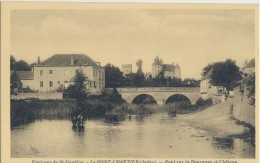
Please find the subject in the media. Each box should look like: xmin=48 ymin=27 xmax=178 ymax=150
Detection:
xmin=11 ymin=113 xmax=255 ymax=158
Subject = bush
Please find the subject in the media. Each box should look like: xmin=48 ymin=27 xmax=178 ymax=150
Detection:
xmin=11 ymin=100 xmax=36 ymax=127
xmin=246 ymin=73 xmax=255 ymax=106
xmin=78 ymin=100 xmax=114 ymax=118
xmin=195 ymin=98 xmax=213 ymax=108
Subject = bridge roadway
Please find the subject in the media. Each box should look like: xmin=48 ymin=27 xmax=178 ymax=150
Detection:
xmin=116 ymin=87 xmax=201 ymax=105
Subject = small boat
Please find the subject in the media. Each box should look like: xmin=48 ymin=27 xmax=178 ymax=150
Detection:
xmin=72 ymin=114 xmax=85 ymax=129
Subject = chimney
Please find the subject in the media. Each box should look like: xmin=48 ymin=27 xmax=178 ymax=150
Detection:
xmin=71 ymin=56 xmax=74 ymax=66
xmin=37 ymin=56 xmax=40 ymax=65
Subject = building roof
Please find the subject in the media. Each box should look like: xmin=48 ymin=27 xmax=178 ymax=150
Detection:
xmin=37 ymin=54 xmax=98 ymax=67
xmin=244 ymin=59 xmax=255 ymax=68
xmin=163 ymin=64 xmax=174 ymax=72
xmin=201 ymin=69 xmax=212 ymax=80
xmin=16 ymin=71 xmax=34 ymax=80
xmin=10 ymin=71 xmax=22 ymax=84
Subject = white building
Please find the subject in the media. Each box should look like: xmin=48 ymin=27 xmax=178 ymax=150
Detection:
xmin=33 ymin=54 xmax=105 ymax=95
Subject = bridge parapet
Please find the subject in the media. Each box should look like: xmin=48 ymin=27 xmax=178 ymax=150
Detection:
xmin=117 ymin=87 xmax=200 ymax=93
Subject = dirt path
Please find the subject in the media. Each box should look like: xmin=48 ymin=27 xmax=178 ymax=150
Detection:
xmin=178 ymin=100 xmax=246 ymax=137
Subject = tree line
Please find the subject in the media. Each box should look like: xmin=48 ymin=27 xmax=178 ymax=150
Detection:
xmin=104 ymin=63 xmax=200 ymax=88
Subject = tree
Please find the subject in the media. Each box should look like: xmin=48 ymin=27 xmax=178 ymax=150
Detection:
xmin=201 ymin=63 xmax=213 ymax=77
xmin=132 ymin=73 xmax=146 ymax=87
xmin=10 ymin=55 xmax=31 ymax=71
xmin=204 ymin=59 xmax=241 ymax=91
xmin=67 ymin=70 xmax=89 ymax=101
xmin=10 ymin=55 xmax=16 ymax=70
xmin=246 ymin=73 xmax=255 ymax=106
xmin=182 ymin=78 xmax=200 ymax=87
xmin=136 ymin=59 xmax=143 ymax=75
xmin=104 ymin=63 xmax=125 ymax=88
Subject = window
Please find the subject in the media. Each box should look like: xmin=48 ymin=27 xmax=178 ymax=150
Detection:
xmin=75 ymin=69 xmax=79 ymax=74
xmin=99 ymin=71 xmax=101 ymax=78
xmin=94 ymin=70 xmax=97 ymax=77
xmin=64 ymin=70 xmax=68 ymax=76
xmin=89 ymin=82 xmax=92 ymax=88
xmin=58 ymin=81 xmax=60 ymax=84
xmin=40 ymin=81 xmax=43 ymax=87
xmin=99 ymin=81 xmax=101 ymax=89
xmin=49 ymin=70 xmax=53 ymax=76
xmin=49 ymin=81 xmax=53 ymax=87
xmin=40 ymin=70 xmax=43 ymax=76
xmin=94 ymin=81 xmax=96 ymax=88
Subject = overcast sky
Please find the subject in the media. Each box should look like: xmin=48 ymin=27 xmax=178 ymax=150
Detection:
xmin=11 ymin=9 xmax=256 ymax=79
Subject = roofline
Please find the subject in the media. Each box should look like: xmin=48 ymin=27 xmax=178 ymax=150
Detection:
xmin=34 ymin=65 xmax=104 ymax=68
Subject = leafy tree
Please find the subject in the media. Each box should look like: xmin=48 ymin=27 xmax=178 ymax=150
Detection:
xmin=105 ymin=63 xmax=125 ymax=88
xmin=201 ymin=63 xmax=213 ymax=77
xmin=67 ymin=70 xmax=89 ymax=101
xmin=171 ymin=77 xmax=182 ymax=87
xmin=246 ymin=73 xmax=255 ymax=106
xmin=10 ymin=55 xmax=31 ymax=71
xmin=182 ymin=78 xmax=200 ymax=87
xmin=10 ymin=55 xmax=16 ymax=70
xmin=132 ymin=73 xmax=146 ymax=87
xmin=210 ymin=59 xmax=241 ymax=91
xmin=136 ymin=59 xmax=144 ymax=75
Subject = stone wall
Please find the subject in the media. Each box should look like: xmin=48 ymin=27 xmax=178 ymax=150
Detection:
xmin=11 ymin=92 xmax=63 ymax=100
xmin=232 ymin=87 xmax=255 ymax=127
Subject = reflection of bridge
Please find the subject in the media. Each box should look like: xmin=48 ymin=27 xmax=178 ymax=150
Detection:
xmin=116 ymin=87 xmax=201 ymax=105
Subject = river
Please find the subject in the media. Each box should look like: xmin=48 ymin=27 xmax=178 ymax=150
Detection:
xmin=11 ymin=113 xmax=255 ymax=158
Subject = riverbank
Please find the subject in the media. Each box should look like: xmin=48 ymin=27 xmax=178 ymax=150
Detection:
xmin=11 ymin=97 xmax=212 ymax=127
xmin=178 ymin=100 xmax=250 ymax=138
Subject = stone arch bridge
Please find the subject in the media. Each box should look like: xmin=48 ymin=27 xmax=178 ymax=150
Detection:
xmin=116 ymin=87 xmax=201 ymax=105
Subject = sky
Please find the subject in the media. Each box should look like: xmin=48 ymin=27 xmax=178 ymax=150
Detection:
xmin=11 ymin=8 xmax=256 ymax=79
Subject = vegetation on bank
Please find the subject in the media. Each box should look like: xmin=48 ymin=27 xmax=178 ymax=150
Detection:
xmin=11 ymin=95 xmax=212 ymax=127
xmin=11 ymin=70 xmax=213 ymax=127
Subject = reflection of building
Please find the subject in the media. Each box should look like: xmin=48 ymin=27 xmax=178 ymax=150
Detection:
xmin=122 ymin=64 xmax=132 ymax=76
xmin=152 ymin=62 xmax=181 ymax=79
xmin=33 ymin=54 xmax=105 ymax=94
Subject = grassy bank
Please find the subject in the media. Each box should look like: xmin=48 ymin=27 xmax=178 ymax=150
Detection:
xmin=107 ymin=98 xmax=213 ymax=115
xmin=11 ymin=99 xmax=76 ymax=127
xmin=11 ymin=97 xmax=212 ymax=127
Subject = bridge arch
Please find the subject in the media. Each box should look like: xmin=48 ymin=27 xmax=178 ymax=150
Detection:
xmin=132 ymin=94 xmax=157 ymax=104
xmin=165 ymin=94 xmax=192 ymax=105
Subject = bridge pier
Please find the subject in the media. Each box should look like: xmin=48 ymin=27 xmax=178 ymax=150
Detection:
xmin=157 ymin=100 xmax=165 ymax=105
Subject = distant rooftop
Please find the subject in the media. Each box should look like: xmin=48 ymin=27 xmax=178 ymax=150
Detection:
xmin=244 ymin=59 xmax=255 ymax=68
xmin=16 ymin=71 xmax=34 ymax=80
xmin=37 ymin=54 xmax=98 ymax=67
xmin=163 ymin=64 xmax=174 ymax=72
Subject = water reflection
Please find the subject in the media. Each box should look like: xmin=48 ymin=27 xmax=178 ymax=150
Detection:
xmin=104 ymin=113 xmax=125 ymax=123
xmin=11 ymin=113 xmax=255 ymax=158
xmin=72 ymin=126 xmax=85 ymax=134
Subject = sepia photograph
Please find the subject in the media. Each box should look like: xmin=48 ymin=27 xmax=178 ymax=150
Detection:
xmin=1 ymin=2 xmax=258 ymax=163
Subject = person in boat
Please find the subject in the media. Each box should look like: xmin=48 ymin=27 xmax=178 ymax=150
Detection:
xmin=72 ymin=106 xmax=84 ymax=127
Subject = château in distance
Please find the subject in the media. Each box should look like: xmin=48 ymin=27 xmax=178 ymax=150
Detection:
xmin=122 ymin=56 xmax=181 ymax=79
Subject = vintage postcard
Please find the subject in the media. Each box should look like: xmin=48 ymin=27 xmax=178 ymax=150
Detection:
xmin=1 ymin=2 xmax=259 ymax=163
